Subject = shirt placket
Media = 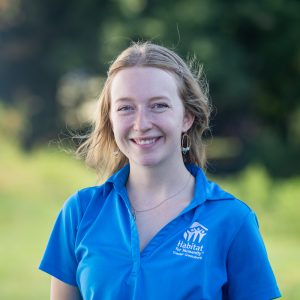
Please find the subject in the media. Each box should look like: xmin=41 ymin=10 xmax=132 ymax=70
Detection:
xmin=118 ymin=188 xmax=141 ymax=282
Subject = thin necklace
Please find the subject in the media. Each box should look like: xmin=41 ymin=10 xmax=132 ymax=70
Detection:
xmin=131 ymin=174 xmax=192 ymax=220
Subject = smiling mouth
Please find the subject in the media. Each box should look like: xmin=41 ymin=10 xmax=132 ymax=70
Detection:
xmin=131 ymin=137 xmax=161 ymax=145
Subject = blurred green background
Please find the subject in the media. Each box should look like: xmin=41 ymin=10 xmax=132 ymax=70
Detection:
xmin=0 ymin=0 xmax=299 ymax=299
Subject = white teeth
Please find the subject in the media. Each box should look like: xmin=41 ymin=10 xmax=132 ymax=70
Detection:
xmin=135 ymin=138 xmax=156 ymax=145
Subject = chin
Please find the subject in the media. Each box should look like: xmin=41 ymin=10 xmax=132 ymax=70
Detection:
xmin=130 ymin=157 xmax=163 ymax=168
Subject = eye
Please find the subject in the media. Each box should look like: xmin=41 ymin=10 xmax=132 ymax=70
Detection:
xmin=117 ymin=105 xmax=134 ymax=112
xmin=151 ymin=103 xmax=169 ymax=112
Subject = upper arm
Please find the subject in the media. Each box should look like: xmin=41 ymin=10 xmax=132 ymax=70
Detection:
xmin=51 ymin=277 xmax=82 ymax=300
xmin=226 ymin=212 xmax=281 ymax=299
xmin=39 ymin=193 xmax=81 ymax=285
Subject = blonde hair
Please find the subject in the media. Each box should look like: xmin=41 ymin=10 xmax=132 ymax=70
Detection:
xmin=76 ymin=42 xmax=211 ymax=179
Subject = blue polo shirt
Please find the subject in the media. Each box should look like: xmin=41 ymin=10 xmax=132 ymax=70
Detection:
xmin=39 ymin=164 xmax=281 ymax=299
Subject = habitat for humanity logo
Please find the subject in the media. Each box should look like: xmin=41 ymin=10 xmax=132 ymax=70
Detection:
xmin=173 ymin=222 xmax=208 ymax=260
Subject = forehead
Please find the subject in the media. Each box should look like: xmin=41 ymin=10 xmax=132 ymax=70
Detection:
xmin=110 ymin=66 xmax=180 ymax=101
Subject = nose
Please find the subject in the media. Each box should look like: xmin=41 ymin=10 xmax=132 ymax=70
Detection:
xmin=133 ymin=108 xmax=152 ymax=132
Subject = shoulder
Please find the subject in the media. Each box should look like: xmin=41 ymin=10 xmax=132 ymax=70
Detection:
xmin=59 ymin=166 xmax=129 ymax=224
xmin=205 ymin=177 xmax=251 ymax=212
xmin=203 ymin=179 xmax=257 ymax=235
xmin=190 ymin=164 xmax=254 ymax=227
xmin=197 ymin=180 xmax=262 ymax=255
xmin=62 ymin=181 xmax=114 ymax=219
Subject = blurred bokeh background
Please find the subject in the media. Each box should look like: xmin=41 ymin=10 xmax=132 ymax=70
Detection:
xmin=0 ymin=0 xmax=299 ymax=298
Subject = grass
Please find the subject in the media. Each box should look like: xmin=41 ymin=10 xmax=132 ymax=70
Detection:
xmin=0 ymin=136 xmax=299 ymax=299
xmin=0 ymin=137 xmax=95 ymax=299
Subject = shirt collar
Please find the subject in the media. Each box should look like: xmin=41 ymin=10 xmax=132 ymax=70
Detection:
xmin=106 ymin=164 xmax=130 ymax=192
xmin=186 ymin=164 xmax=235 ymax=203
xmin=106 ymin=164 xmax=235 ymax=205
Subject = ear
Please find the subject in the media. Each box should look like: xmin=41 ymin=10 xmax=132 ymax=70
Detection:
xmin=182 ymin=110 xmax=195 ymax=132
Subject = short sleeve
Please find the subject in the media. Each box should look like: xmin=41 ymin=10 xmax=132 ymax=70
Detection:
xmin=225 ymin=211 xmax=281 ymax=300
xmin=39 ymin=192 xmax=82 ymax=286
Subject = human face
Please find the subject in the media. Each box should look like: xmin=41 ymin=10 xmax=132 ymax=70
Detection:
xmin=110 ymin=67 xmax=194 ymax=168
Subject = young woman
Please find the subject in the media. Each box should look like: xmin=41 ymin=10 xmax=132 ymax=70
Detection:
xmin=39 ymin=42 xmax=281 ymax=299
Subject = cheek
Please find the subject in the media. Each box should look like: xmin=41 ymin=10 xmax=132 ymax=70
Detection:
xmin=110 ymin=113 xmax=120 ymax=134
xmin=111 ymin=123 xmax=122 ymax=138
xmin=110 ymin=117 xmax=128 ymax=140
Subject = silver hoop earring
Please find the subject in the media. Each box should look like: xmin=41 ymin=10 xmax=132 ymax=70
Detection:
xmin=181 ymin=132 xmax=191 ymax=155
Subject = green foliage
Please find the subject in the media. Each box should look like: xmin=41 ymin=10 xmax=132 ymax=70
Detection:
xmin=0 ymin=133 xmax=300 ymax=298
xmin=212 ymin=165 xmax=300 ymax=236
xmin=0 ymin=0 xmax=299 ymax=176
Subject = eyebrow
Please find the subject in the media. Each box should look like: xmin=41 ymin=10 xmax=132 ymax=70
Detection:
xmin=114 ymin=96 xmax=171 ymax=103
xmin=114 ymin=97 xmax=132 ymax=103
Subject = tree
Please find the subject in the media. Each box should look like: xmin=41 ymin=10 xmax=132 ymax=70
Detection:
xmin=1 ymin=0 xmax=299 ymax=176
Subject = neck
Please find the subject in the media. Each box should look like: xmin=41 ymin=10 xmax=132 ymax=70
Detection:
xmin=127 ymin=161 xmax=193 ymax=206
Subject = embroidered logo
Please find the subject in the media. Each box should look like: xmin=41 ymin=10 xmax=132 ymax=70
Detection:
xmin=173 ymin=222 xmax=208 ymax=260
